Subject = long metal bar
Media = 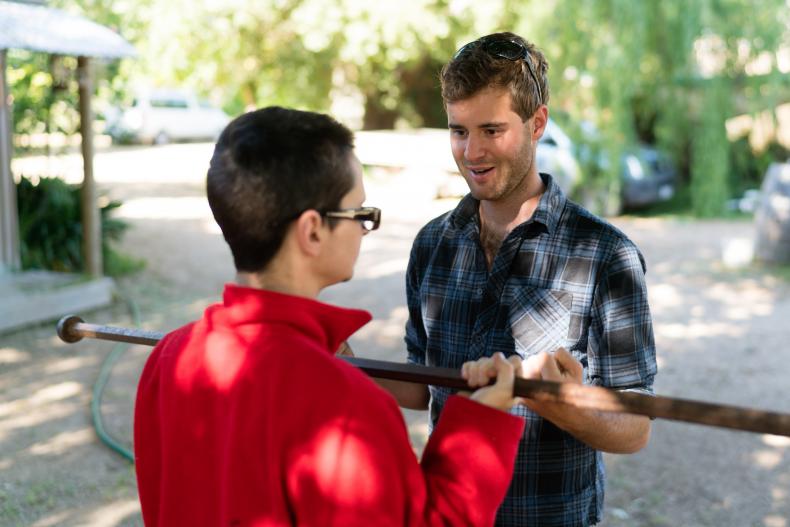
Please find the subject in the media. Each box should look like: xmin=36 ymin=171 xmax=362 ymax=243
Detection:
xmin=57 ymin=315 xmax=790 ymax=437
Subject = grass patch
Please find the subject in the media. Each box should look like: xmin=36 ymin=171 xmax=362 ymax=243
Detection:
xmin=624 ymin=185 xmax=694 ymax=218
xmin=711 ymin=260 xmax=790 ymax=285
xmin=756 ymin=261 xmax=790 ymax=283
xmin=105 ymin=249 xmax=146 ymax=278
xmin=624 ymin=185 xmax=756 ymax=221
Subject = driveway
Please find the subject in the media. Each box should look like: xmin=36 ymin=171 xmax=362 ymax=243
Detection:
xmin=2 ymin=140 xmax=789 ymax=526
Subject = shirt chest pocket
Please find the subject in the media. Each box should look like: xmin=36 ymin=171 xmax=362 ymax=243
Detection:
xmin=508 ymin=287 xmax=573 ymax=357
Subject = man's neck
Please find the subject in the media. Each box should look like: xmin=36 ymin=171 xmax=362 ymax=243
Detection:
xmin=236 ymin=260 xmax=320 ymax=299
xmin=477 ymin=173 xmax=545 ymax=270
xmin=479 ymin=172 xmax=545 ymax=233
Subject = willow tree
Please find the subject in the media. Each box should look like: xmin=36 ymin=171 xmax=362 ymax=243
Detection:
xmin=512 ymin=0 xmax=789 ymax=216
xmin=27 ymin=0 xmax=790 ymax=219
xmin=308 ymin=0 xmax=512 ymax=129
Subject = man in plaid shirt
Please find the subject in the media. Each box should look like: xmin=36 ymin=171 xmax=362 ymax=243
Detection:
xmin=385 ymin=32 xmax=657 ymax=526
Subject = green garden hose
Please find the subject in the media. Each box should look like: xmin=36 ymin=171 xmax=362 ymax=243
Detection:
xmin=90 ymin=294 xmax=141 ymax=463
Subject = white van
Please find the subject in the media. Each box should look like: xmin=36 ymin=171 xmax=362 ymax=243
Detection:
xmin=106 ymin=89 xmax=230 ymax=145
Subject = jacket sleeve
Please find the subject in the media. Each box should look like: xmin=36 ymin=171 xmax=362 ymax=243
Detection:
xmin=284 ymin=392 xmax=524 ymax=526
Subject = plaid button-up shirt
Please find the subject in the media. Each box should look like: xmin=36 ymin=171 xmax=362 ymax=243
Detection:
xmin=405 ymin=174 xmax=657 ymax=527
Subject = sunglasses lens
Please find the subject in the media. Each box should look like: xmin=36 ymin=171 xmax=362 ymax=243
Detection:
xmin=453 ymin=42 xmax=474 ymax=60
xmin=484 ymin=40 xmax=524 ymax=60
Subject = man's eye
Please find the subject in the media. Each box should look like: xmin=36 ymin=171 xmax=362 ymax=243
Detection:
xmin=450 ymin=129 xmax=467 ymax=137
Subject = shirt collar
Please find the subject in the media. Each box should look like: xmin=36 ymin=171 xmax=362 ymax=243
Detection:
xmin=533 ymin=173 xmax=566 ymax=235
xmin=209 ymin=284 xmax=372 ymax=354
xmin=449 ymin=173 xmax=566 ymax=236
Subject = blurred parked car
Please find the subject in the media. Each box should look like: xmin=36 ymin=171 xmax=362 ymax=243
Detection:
xmin=573 ymin=121 xmax=678 ymax=211
xmin=106 ymin=89 xmax=230 ymax=145
xmin=537 ymin=118 xmax=582 ymax=193
xmin=620 ymin=145 xmax=677 ymax=209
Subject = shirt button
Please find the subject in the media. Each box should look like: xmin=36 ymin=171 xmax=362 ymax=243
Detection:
xmin=476 ymin=287 xmax=483 ymax=296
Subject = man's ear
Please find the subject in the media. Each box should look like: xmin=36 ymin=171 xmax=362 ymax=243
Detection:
xmin=531 ymin=105 xmax=549 ymax=141
xmin=293 ymin=209 xmax=325 ymax=257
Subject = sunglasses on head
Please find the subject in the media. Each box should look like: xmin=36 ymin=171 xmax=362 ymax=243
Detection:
xmin=453 ymin=36 xmax=544 ymax=104
xmin=322 ymin=206 xmax=381 ymax=233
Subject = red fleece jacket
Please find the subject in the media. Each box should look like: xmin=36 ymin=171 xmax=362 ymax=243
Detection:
xmin=134 ymin=284 xmax=524 ymax=526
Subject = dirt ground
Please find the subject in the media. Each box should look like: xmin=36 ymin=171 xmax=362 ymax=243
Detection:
xmin=2 ymin=142 xmax=790 ymax=526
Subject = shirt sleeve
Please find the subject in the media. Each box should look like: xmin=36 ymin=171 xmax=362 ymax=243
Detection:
xmin=405 ymin=235 xmax=428 ymax=365
xmin=587 ymin=237 xmax=657 ymax=392
xmin=285 ymin=389 xmax=524 ymax=527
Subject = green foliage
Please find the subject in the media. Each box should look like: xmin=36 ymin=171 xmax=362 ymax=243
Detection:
xmin=626 ymin=184 xmax=693 ymax=219
xmin=691 ymin=79 xmax=731 ymax=217
xmin=729 ymin=137 xmax=790 ymax=195
xmin=16 ymin=176 xmax=144 ymax=276
xmin=524 ymin=0 xmax=789 ymax=216
xmin=7 ymin=51 xmax=81 ymax=138
xmin=398 ymin=54 xmax=447 ymax=128
xmin=9 ymin=0 xmax=790 ymax=218
xmin=8 ymin=0 xmax=152 ymax=146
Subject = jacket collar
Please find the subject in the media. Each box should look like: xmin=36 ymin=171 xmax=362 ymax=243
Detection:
xmin=209 ymin=284 xmax=372 ymax=354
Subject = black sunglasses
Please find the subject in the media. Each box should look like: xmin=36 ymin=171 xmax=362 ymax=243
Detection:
xmin=453 ymin=36 xmax=544 ymax=104
xmin=322 ymin=206 xmax=381 ymax=233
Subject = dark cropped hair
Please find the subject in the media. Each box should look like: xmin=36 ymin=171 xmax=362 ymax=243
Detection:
xmin=206 ymin=106 xmax=355 ymax=272
xmin=440 ymin=32 xmax=549 ymax=121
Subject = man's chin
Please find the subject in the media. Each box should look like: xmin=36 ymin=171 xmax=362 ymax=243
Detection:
xmin=468 ymin=187 xmax=499 ymax=202
xmin=463 ymin=178 xmax=495 ymax=200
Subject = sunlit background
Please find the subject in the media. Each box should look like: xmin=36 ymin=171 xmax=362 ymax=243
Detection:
xmin=2 ymin=1 xmax=790 ymax=526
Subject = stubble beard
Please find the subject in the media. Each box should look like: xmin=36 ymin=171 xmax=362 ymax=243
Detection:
xmin=467 ymin=138 xmax=535 ymax=203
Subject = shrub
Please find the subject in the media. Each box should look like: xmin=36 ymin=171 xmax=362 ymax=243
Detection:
xmin=16 ymin=175 xmax=144 ymax=276
xmin=729 ymin=137 xmax=790 ymax=196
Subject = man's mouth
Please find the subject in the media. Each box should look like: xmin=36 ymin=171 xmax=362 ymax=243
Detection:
xmin=467 ymin=166 xmax=494 ymax=177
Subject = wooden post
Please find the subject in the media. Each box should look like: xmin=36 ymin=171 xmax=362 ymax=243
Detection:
xmin=77 ymin=56 xmax=102 ymax=277
xmin=0 ymin=49 xmax=20 ymax=272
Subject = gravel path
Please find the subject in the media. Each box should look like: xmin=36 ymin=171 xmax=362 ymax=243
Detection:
xmin=1 ymin=142 xmax=789 ymax=526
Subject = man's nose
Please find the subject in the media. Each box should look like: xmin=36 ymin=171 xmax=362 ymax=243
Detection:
xmin=464 ymin=135 xmax=485 ymax=162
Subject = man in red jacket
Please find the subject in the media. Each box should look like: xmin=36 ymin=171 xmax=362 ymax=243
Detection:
xmin=134 ymin=106 xmax=527 ymax=526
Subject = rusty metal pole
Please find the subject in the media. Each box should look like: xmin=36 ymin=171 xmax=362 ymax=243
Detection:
xmin=56 ymin=316 xmax=790 ymax=438
xmin=0 ymin=48 xmax=20 ymax=272
xmin=78 ymin=56 xmax=102 ymax=277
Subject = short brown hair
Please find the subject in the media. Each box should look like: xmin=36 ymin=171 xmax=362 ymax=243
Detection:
xmin=440 ymin=32 xmax=549 ymax=121
xmin=207 ymin=107 xmax=355 ymax=273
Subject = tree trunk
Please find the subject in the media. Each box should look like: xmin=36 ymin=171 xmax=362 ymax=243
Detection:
xmin=362 ymin=94 xmax=398 ymax=130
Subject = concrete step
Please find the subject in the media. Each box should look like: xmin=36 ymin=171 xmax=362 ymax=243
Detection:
xmin=0 ymin=270 xmax=114 ymax=334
